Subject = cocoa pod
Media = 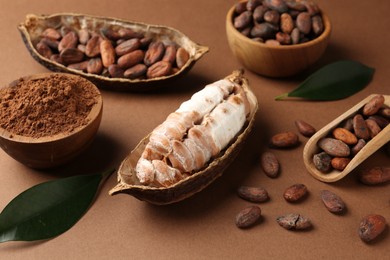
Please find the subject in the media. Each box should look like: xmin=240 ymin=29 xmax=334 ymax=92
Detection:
xmin=295 ymin=119 xmax=316 ymax=137
xmin=260 ymin=151 xmax=280 ymax=178
xmin=58 ymin=31 xmax=78 ymax=52
xmin=176 ymin=47 xmax=190 ymax=69
xmin=283 ymin=184 xmax=308 ymax=202
xmin=59 ymin=48 xmax=84 ymax=65
xmin=146 ymin=61 xmax=172 ymax=78
xmin=117 ymin=49 xmax=145 ymax=69
xmin=320 ymin=190 xmax=346 ymax=214
xmin=363 ymin=94 xmax=385 ymax=116
xmin=100 ymin=39 xmax=116 ymax=68
xmin=115 ymin=38 xmax=141 ymax=56
xmin=144 ymin=41 xmax=165 ymax=66
xmin=276 ymin=213 xmax=312 ymax=230
xmin=85 ymin=35 xmax=102 ymax=57
xmin=359 ymin=214 xmax=387 ymax=242
xmin=313 ymin=152 xmax=332 ymax=172
xmin=87 ymin=57 xmax=103 ymax=75
xmin=317 ymin=138 xmax=350 ymax=157
xmin=353 ymin=114 xmax=370 ymax=140
xmin=235 ymin=206 xmax=262 ymax=228
xmin=358 ymin=167 xmax=390 ymax=185
xmin=270 ymin=131 xmax=299 ymax=148
xmin=332 ymin=127 xmax=358 ymax=145
xmin=237 ymin=186 xmax=269 ymax=203
xmin=124 ymin=64 xmax=147 ymax=79
xmin=296 ymin=12 xmax=312 ymax=34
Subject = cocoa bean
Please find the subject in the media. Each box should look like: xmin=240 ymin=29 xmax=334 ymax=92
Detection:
xmin=67 ymin=60 xmax=88 ymax=72
xmin=296 ymin=12 xmax=312 ymax=34
xmin=42 ymin=27 xmax=62 ymax=40
xmin=253 ymin=5 xmax=267 ymax=22
xmin=283 ymin=184 xmax=308 ymax=202
xmin=124 ymin=64 xmax=147 ymax=79
xmin=40 ymin=38 xmax=60 ymax=50
xmin=359 ymin=214 xmax=387 ymax=242
xmin=363 ymin=95 xmax=385 ymax=116
xmin=379 ymin=106 xmax=390 ymax=118
xmin=117 ymin=49 xmax=144 ymax=69
xmin=237 ymin=186 xmax=269 ymax=203
xmin=331 ymin=157 xmax=351 ymax=171
xmin=320 ymin=190 xmax=346 ymax=214
xmin=276 ymin=213 xmax=312 ymax=230
xmin=77 ymin=44 xmax=86 ymax=53
xmin=176 ymin=47 xmax=189 ymax=69
xmin=265 ymin=39 xmax=280 ymax=46
xmin=332 ymin=127 xmax=358 ymax=145
xmin=365 ymin=119 xmax=381 ymax=138
xmin=246 ymin=0 xmax=262 ymax=11
xmin=85 ymin=35 xmax=102 ymax=57
xmin=313 ymin=152 xmax=332 ymax=172
xmin=263 ymin=0 xmax=288 ymax=13
xmin=294 ymin=119 xmax=316 ymax=137
xmin=264 ymin=10 xmax=280 ymax=24
xmin=260 ymin=151 xmax=280 ymax=178
xmin=318 ymin=138 xmax=350 ymax=157
xmin=140 ymin=36 xmax=153 ymax=48
xmin=290 ymin=27 xmax=300 ymax=44
xmin=87 ymin=57 xmax=103 ymax=75
xmin=285 ymin=0 xmax=306 ymax=11
xmin=36 ymin=41 xmax=53 ymax=59
xmin=234 ymin=1 xmax=247 ymax=14
xmin=358 ymin=167 xmax=390 ymax=185
xmin=234 ymin=11 xmax=253 ymax=30
xmin=100 ymin=39 xmax=116 ymax=68
xmin=50 ymin=54 xmax=63 ymax=64
xmin=353 ymin=114 xmax=370 ymax=140
xmin=235 ymin=206 xmax=262 ymax=228
xmin=304 ymin=0 xmax=320 ymax=15
xmin=250 ymin=22 xmax=278 ymax=39
xmin=58 ymin=31 xmax=78 ymax=52
xmin=368 ymin=115 xmax=389 ymax=128
xmin=59 ymin=48 xmax=84 ymax=65
xmin=280 ymin=13 xmax=294 ymax=34
xmin=276 ymin=32 xmax=291 ymax=44
xmin=312 ymin=15 xmax=324 ymax=36
xmin=351 ymin=139 xmax=366 ymax=156
xmin=146 ymin=61 xmax=172 ymax=78
xmin=270 ymin=131 xmax=299 ymax=148
xmin=118 ymin=28 xmax=143 ymax=39
xmin=162 ymin=45 xmax=177 ymax=64
xmin=115 ymin=38 xmax=141 ymax=56
xmin=340 ymin=118 xmax=354 ymax=132
xmin=108 ymin=64 xmax=125 ymax=78
xmin=101 ymin=28 xmax=121 ymax=40
xmin=144 ymin=41 xmax=165 ymax=66
xmin=78 ymin=29 xmax=90 ymax=45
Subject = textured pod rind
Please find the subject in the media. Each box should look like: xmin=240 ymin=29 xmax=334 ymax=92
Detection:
xmin=18 ymin=13 xmax=209 ymax=91
xmin=109 ymin=70 xmax=258 ymax=205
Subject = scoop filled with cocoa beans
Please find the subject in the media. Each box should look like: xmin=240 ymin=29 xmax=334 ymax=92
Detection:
xmin=303 ymin=94 xmax=390 ymax=182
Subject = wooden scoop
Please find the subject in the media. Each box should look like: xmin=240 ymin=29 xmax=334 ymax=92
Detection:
xmin=303 ymin=94 xmax=390 ymax=182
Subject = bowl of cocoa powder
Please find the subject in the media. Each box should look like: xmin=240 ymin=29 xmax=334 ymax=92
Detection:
xmin=0 ymin=73 xmax=103 ymax=169
xmin=226 ymin=0 xmax=331 ymax=77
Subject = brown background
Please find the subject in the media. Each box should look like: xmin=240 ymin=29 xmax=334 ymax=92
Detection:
xmin=0 ymin=0 xmax=389 ymax=259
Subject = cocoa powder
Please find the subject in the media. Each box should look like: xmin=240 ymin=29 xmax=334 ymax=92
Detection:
xmin=0 ymin=74 xmax=99 ymax=138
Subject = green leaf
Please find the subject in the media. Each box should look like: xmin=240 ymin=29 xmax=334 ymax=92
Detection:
xmin=0 ymin=169 xmax=114 ymax=243
xmin=275 ymin=60 xmax=375 ymax=101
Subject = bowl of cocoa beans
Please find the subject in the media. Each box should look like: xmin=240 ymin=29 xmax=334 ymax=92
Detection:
xmin=226 ymin=0 xmax=331 ymax=77
xmin=0 ymin=73 xmax=103 ymax=169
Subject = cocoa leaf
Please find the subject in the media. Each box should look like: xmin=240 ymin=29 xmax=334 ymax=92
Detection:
xmin=0 ymin=169 xmax=114 ymax=243
xmin=275 ymin=60 xmax=375 ymax=101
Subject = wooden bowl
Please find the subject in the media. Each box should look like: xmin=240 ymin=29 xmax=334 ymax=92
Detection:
xmin=0 ymin=73 xmax=103 ymax=169
xmin=225 ymin=3 xmax=331 ymax=78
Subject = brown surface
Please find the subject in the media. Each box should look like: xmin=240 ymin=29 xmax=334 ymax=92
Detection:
xmin=0 ymin=0 xmax=389 ymax=259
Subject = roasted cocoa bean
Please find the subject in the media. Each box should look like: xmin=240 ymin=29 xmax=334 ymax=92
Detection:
xmin=365 ymin=119 xmax=381 ymax=138
xmin=294 ymin=119 xmax=316 ymax=137
xmin=320 ymin=190 xmax=346 ymax=214
xmin=351 ymin=139 xmax=366 ymax=156
xmin=264 ymin=10 xmax=280 ymax=24
xmin=250 ymin=23 xmax=278 ymax=39
xmin=332 ymin=127 xmax=358 ymax=145
xmin=285 ymin=0 xmax=306 ymax=11
xmin=117 ymin=49 xmax=144 ymax=69
xmin=270 ymin=131 xmax=299 ymax=148
xmin=108 ymin=64 xmax=125 ymax=78
xmin=235 ymin=1 xmax=247 ymax=14
xmin=290 ymin=27 xmax=300 ymax=44
xmin=246 ymin=0 xmax=262 ymax=11
xmin=235 ymin=206 xmax=262 ymax=228
xmin=312 ymin=15 xmax=324 ymax=36
xmin=359 ymin=214 xmax=387 ymax=242
xmin=276 ymin=32 xmax=291 ymax=44
xmin=162 ymin=45 xmax=177 ymax=64
xmin=42 ymin=27 xmax=62 ymax=40
xmin=280 ymin=13 xmax=294 ymax=34
xmin=283 ymin=184 xmax=308 ymax=202
xmin=296 ymin=12 xmax=312 ymax=34
xmin=234 ymin=11 xmax=253 ymax=30
xmin=313 ymin=152 xmax=332 ymax=172
xmin=358 ymin=167 xmax=390 ymax=185
xmin=353 ymin=114 xmax=370 ymax=140
xmin=331 ymin=157 xmax=351 ymax=171
xmin=59 ymin=48 xmax=84 ymax=65
xmin=253 ymin=5 xmax=267 ymax=22
xmin=144 ymin=41 xmax=165 ymax=66
xmin=124 ymin=64 xmax=147 ymax=79
xmin=368 ymin=115 xmax=389 ymax=128
xmin=87 ymin=57 xmax=104 ymax=75
xmin=263 ymin=0 xmax=288 ymax=13
xmin=260 ymin=151 xmax=280 ymax=178
xmin=85 ymin=35 xmax=102 ymax=57
xmin=363 ymin=94 xmax=385 ymax=116
xmin=276 ymin=213 xmax=312 ymax=230
xmin=58 ymin=31 xmax=78 ymax=52
xmin=36 ymin=41 xmax=53 ymax=59
xmin=237 ymin=186 xmax=269 ymax=203
xmin=176 ymin=47 xmax=189 ymax=69
xmin=146 ymin=61 xmax=172 ymax=78
xmin=318 ymin=138 xmax=350 ymax=157
xmin=304 ymin=0 xmax=320 ymax=15
xmin=67 ymin=60 xmax=88 ymax=72
xmin=115 ymin=38 xmax=141 ymax=56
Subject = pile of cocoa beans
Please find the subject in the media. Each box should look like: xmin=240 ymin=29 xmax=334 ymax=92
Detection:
xmin=313 ymin=94 xmax=389 ymax=173
xmin=35 ymin=26 xmax=190 ymax=79
xmin=233 ymin=0 xmax=324 ymax=45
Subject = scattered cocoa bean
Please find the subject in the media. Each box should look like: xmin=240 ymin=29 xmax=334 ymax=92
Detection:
xmin=276 ymin=213 xmax=312 ymax=230
xmin=358 ymin=167 xmax=390 ymax=185
xmin=283 ymin=184 xmax=308 ymax=202
xmin=260 ymin=151 xmax=280 ymax=178
xmin=270 ymin=131 xmax=299 ymax=148
xmin=358 ymin=214 xmax=387 ymax=242
xmin=318 ymin=138 xmax=350 ymax=157
xmin=294 ymin=119 xmax=316 ymax=137
xmin=235 ymin=206 xmax=262 ymax=228
xmin=237 ymin=186 xmax=269 ymax=203
xmin=320 ymin=190 xmax=346 ymax=214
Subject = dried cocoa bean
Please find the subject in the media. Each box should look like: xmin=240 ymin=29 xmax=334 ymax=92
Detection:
xmin=36 ymin=41 xmax=53 ymax=59
xmin=283 ymin=184 xmax=307 ymax=202
xmin=331 ymin=157 xmax=351 ymax=171
xmin=77 ymin=29 xmax=90 ymax=45
xmin=100 ymin=39 xmax=116 ymax=68
xmin=358 ymin=214 xmax=387 ymax=242
xmin=304 ymin=0 xmax=320 ymax=15
xmin=162 ymin=45 xmax=177 ymax=64
xmin=285 ymin=0 xmax=306 ymax=11
xmin=87 ymin=57 xmax=103 ymax=75
xmin=379 ymin=106 xmax=390 ymax=118
xmin=353 ymin=114 xmax=370 ymax=140
xmin=312 ymin=15 xmax=324 ymax=36
xmin=290 ymin=27 xmax=300 ymax=44
xmin=235 ymin=206 xmax=262 ymax=228
xmin=368 ymin=115 xmax=389 ymax=129
xmin=140 ymin=36 xmax=153 ymax=48
xmin=234 ymin=11 xmax=253 ymax=30
xmin=118 ymin=28 xmax=143 ymax=39
xmin=276 ymin=32 xmax=291 ymax=45
xmin=144 ymin=41 xmax=165 ymax=66
xmin=276 ymin=213 xmax=312 ymax=230
xmin=365 ymin=119 xmax=381 ymax=138
xmin=146 ymin=61 xmax=172 ymax=78
xmin=40 ymin=38 xmax=60 ymax=50
xmin=340 ymin=118 xmax=354 ymax=132
xmin=265 ymin=39 xmax=280 ymax=46
xmin=42 ymin=27 xmax=62 ymax=40
xmin=363 ymin=94 xmax=385 ymax=116
xmin=263 ymin=0 xmax=288 ymax=13
xmin=264 ymin=10 xmax=280 ymax=24
xmin=332 ymin=127 xmax=358 ymax=145
xmin=294 ymin=119 xmax=316 ymax=137
xmin=296 ymin=12 xmax=312 ymax=34
xmin=250 ymin=23 xmax=278 ymax=39
xmin=85 ymin=35 xmax=102 ymax=57
xmin=318 ymin=138 xmax=350 ymax=157
xmin=176 ymin=47 xmax=189 ymax=69
xmin=270 ymin=131 xmax=299 ymax=148
xmin=115 ymin=38 xmax=141 ymax=56
xmin=59 ymin=48 xmax=84 ymax=65
xmin=58 ymin=31 xmax=78 ymax=52
xmin=67 ymin=60 xmax=88 ymax=72
xmin=313 ymin=152 xmax=332 ymax=172
xmin=280 ymin=13 xmax=294 ymax=34
xmin=124 ymin=64 xmax=147 ymax=79
xmin=253 ymin=5 xmax=267 ymax=22
xmin=235 ymin=1 xmax=247 ymax=14
xmin=358 ymin=167 xmax=390 ymax=185
xmin=117 ymin=49 xmax=144 ymax=69
xmin=320 ymin=190 xmax=346 ymax=214
xmin=351 ymin=139 xmax=366 ymax=156
xmin=108 ymin=64 xmax=125 ymax=78
xmin=260 ymin=151 xmax=280 ymax=178
xmin=246 ymin=0 xmax=262 ymax=11
xmin=237 ymin=186 xmax=269 ymax=203
xmin=77 ymin=44 xmax=86 ymax=53
xmin=50 ymin=54 xmax=62 ymax=64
